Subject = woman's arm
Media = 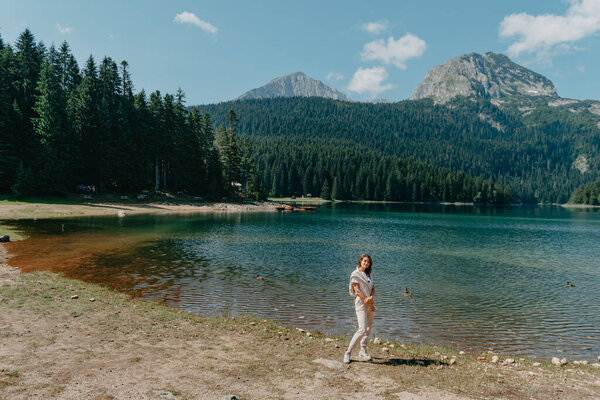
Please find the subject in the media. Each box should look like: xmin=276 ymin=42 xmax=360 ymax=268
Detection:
xmin=353 ymin=282 xmax=375 ymax=311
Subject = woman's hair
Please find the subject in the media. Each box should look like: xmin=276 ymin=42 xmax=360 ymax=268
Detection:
xmin=358 ymin=254 xmax=372 ymax=276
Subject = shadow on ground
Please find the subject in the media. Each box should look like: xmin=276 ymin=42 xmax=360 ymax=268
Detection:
xmin=371 ymin=357 xmax=447 ymax=367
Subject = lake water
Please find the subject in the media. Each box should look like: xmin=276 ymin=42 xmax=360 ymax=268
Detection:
xmin=4 ymin=204 xmax=600 ymax=361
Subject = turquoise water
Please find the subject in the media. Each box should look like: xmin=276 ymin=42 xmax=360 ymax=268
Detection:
xmin=5 ymin=204 xmax=600 ymax=360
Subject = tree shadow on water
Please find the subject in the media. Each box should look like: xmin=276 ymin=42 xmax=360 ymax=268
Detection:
xmin=371 ymin=357 xmax=447 ymax=367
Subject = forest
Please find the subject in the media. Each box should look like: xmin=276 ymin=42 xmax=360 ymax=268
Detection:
xmin=569 ymin=178 xmax=600 ymax=205
xmin=198 ymin=96 xmax=600 ymax=203
xmin=0 ymin=29 xmax=263 ymax=200
xmin=0 ymin=29 xmax=527 ymax=204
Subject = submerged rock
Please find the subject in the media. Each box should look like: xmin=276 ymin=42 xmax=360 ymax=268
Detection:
xmin=0 ymin=235 xmax=10 ymax=242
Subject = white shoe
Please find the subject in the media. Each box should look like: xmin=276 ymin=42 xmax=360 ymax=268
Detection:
xmin=343 ymin=352 xmax=351 ymax=364
xmin=359 ymin=349 xmax=372 ymax=361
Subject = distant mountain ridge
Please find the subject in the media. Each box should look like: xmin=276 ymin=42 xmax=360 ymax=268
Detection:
xmin=411 ymin=52 xmax=558 ymax=103
xmin=236 ymin=72 xmax=349 ymax=101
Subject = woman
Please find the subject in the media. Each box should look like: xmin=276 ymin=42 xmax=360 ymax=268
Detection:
xmin=343 ymin=254 xmax=375 ymax=363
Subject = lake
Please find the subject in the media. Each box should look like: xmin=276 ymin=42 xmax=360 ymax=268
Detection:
xmin=4 ymin=203 xmax=600 ymax=361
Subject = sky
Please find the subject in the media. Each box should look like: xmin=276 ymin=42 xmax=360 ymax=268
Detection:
xmin=1 ymin=0 xmax=600 ymax=104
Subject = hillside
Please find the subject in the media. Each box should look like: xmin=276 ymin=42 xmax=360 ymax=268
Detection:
xmin=196 ymin=96 xmax=600 ymax=203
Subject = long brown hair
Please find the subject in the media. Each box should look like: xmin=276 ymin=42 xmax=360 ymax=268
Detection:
xmin=358 ymin=254 xmax=372 ymax=276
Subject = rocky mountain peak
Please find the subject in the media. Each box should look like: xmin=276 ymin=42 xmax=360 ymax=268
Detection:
xmin=236 ymin=72 xmax=349 ymax=101
xmin=410 ymin=52 xmax=558 ymax=103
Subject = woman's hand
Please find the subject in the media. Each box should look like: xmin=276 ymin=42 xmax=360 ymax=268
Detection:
xmin=364 ymin=296 xmax=375 ymax=311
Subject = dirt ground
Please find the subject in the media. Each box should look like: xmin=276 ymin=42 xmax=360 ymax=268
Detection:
xmin=2 ymin=244 xmax=600 ymax=400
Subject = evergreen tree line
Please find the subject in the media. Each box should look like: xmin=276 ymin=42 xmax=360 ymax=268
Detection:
xmin=197 ymin=97 xmax=600 ymax=203
xmin=0 ymin=29 xmax=264 ymax=199
xmin=569 ymin=178 xmax=600 ymax=205
xmin=254 ymin=136 xmax=513 ymax=203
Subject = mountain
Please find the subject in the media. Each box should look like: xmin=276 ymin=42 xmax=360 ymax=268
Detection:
xmin=236 ymin=72 xmax=350 ymax=101
xmin=194 ymin=52 xmax=600 ymax=204
xmin=410 ymin=52 xmax=558 ymax=103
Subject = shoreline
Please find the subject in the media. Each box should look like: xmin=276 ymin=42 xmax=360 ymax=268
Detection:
xmin=1 ymin=246 xmax=599 ymax=399
xmin=0 ymin=200 xmax=280 ymax=222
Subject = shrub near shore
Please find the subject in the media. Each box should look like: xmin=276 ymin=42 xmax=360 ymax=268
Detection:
xmin=1 ymin=255 xmax=599 ymax=399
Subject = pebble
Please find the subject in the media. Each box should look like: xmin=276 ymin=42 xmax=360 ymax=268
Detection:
xmin=533 ymin=362 xmax=541 ymax=367
xmin=552 ymin=357 xmax=567 ymax=366
xmin=502 ymin=358 xmax=515 ymax=365
xmin=528 ymin=371 xmax=536 ymax=377
xmin=373 ymin=337 xmax=382 ymax=345
xmin=389 ymin=344 xmax=395 ymax=348
xmin=591 ymin=363 xmax=600 ymax=368
xmin=89 ymin=298 xmax=95 ymax=302
xmin=250 ymin=322 xmax=255 ymax=326
xmin=324 ymin=338 xmax=334 ymax=342
xmin=224 ymin=396 xmax=239 ymax=400
xmin=459 ymin=351 xmax=465 ymax=355
xmin=449 ymin=357 xmax=456 ymax=365
xmin=298 ymin=316 xmax=305 ymax=319
xmin=491 ymin=356 xmax=499 ymax=363
xmin=306 ymin=332 xmax=312 ymax=337
xmin=70 ymin=295 xmax=78 ymax=299
xmin=381 ymin=347 xmax=389 ymax=353
xmin=296 ymin=328 xmax=305 ymax=333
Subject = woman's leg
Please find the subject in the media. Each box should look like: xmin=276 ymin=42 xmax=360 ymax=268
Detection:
xmin=359 ymin=309 xmax=374 ymax=352
xmin=346 ymin=306 xmax=368 ymax=354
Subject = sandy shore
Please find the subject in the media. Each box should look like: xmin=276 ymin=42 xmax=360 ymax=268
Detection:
xmin=1 ymin=245 xmax=600 ymax=399
xmin=0 ymin=200 xmax=279 ymax=221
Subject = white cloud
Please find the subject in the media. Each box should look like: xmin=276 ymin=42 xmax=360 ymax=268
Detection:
xmin=362 ymin=21 xmax=388 ymax=34
xmin=174 ymin=11 xmax=218 ymax=36
xmin=347 ymin=66 xmax=393 ymax=97
xmin=361 ymin=34 xmax=427 ymax=69
xmin=499 ymin=0 xmax=600 ymax=58
xmin=326 ymin=72 xmax=344 ymax=81
xmin=56 ymin=23 xmax=74 ymax=34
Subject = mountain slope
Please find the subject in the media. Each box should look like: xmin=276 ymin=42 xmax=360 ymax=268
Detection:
xmin=236 ymin=72 xmax=350 ymax=101
xmin=410 ymin=52 xmax=557 ymax=103
xmin=195 ymin=96 xmax=600 ymax=203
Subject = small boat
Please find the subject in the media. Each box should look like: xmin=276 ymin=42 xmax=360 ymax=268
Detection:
xmin=276 ymin=205 xmax=295 ymax=212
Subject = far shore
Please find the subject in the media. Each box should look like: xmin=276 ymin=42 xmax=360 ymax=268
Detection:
xmin=0 ymin=199 xmax=280 ymax=222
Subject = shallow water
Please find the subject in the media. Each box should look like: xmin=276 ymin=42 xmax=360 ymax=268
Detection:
xmin=4 ymin=204 xmax=600 ymax=360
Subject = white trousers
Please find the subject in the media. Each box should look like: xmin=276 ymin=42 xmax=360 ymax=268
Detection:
xmin=346 ymin=304 xmax=374 ymax=354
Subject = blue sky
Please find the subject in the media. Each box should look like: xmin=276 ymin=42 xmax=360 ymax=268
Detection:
xmin=1 ymin=0 xmax=599 ymax=104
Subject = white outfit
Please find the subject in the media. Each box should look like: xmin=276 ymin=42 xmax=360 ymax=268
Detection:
xmin=347 ymin=268 xmax=374 ymax=354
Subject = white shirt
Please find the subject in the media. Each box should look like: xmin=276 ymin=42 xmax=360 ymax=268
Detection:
xmin=351 ymin=269 xmax=373 ymax=297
